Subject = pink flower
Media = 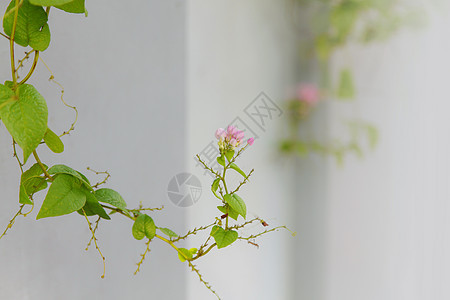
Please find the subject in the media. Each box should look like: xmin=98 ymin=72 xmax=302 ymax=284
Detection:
xmin=230 ymin=138 xmax=237 ymax=147
xmin=215 ymin=125 xmax=246 ymax=150
xmin=227 ymin=125 xmax=238 ymax=136
xmin=247 ymin=138 xmax=254 ymax=145
xmin=297 ymin=83 xmax=320 ymax=104
xmin=236 ymin=131 xmax=245 ymax=141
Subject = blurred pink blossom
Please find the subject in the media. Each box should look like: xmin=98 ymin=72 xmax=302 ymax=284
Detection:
xmin=296 ymin=83 xmax=320 ymax=104
xmin=247 ymin=138 xmax=254 ymax=145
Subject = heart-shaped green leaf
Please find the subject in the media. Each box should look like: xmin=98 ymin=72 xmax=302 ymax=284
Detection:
xmin=48 ymin=164 xmax=92 ymax=191
xmin=0 ymin=84 xmax=48 ymax=163
xmin=3 ymin=0 xmax=51 ymax=51
xmin=210 ymin=225 xmax=238 ymax=249
xmin=177 ymin=247 xmax=193 ymax=262
xmin=37 ymin=174 xmax=86 ymax=219
xmin=132 ymin=214 xmax=156 ymax=240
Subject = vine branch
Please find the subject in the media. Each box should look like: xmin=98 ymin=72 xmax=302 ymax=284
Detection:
xmin=81 ymin=209 xmax=106 ymax=279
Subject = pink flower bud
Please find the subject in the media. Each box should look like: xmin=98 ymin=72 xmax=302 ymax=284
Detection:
xmin=230 ymin=138 xmax=237 ymax=147
xmin=227 ymin=125 xmax=236 ymax=135
xmin=247 ymin=138 xmax=254 ymax=145
xmin=236 ymin=130 xmax=245 ymax=141
xmin=215 ymin=128 xmax=226 ymax=140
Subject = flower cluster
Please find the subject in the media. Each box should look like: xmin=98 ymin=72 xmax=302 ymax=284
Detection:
xmin=215 ymin=126 xmax=254 ymax=151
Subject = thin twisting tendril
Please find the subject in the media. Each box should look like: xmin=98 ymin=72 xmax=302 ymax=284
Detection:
xmin=38 ymin=56 xmax=78 ymax=137
xmin=86 ymin=216 xmax=101 ymax=250
xmin=87 ymin=167 xmax=111 ymax=188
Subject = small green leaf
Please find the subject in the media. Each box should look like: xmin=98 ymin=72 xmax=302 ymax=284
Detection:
xmin=189 ymin=248 xmax=198 ymax=255
xmin=210 ymin=225 xmax=238 ymax=249
xmin=95 ymin=188 xmax=127 ymax=210
xmin=21 ymin=163 xmax=48 ymax=196
xmin=224 ymin=150 xmax=234 ymax=162
xmin=54 ymin=0 xmax=86 ymax=14
xmin=132 ymin=214 xmax=156 ymax=240
xmin=216 ymin=155 xmax=225 ymax=167
xmin=19 ymin=183 xmax=33 ymax=205
xmin=158 ymin=227 xmax=178 ymax=238
xmin=217 ymin=205 xmax=239 ymax=221
xmin=211 ymin=178 xmax=220 ymax=193
xmin=224 ymin=194 xmax=246 ymax=219
xmin=337 ymin=69 xmax=355 ymax=100
xmin=37 ymin=174 xmax=86 ymax=219
xmin=44 ymin=128 xmax=64 ymax=153
xmin=48 ymin=164 xmax=92 ymax=191
xmin=211 ymin=178 xmax=221 ymax=199
xmin=177 ymin=248 xmax=193 ymax=262
xmin=3 ymin=0 xmax=51 ymax=51
xmin=229 ymin=163 xmax=246 ymax=178
xmin=0 ymin=84 xmax=48 ymax=163
xmin=78 ymin=189 xmax=110 ymax=220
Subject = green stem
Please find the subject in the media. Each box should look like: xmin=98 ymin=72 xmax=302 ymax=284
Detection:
xmin=191 ymin=243 xmax=216 ymax=261
xmin=156 ymin=234 xmax=190 ymax=261
xmin=19 ymin=51 xmax=39 ymax=85
xmin=32 ymin=150 xmax=52 ymax=180
xmin=221 ymin=165 xmax=229 ymax=228
xmin=96 ymin=207 xmax=190 ymax=261
xmin=10 ymin=0 xmax=20 ymax=85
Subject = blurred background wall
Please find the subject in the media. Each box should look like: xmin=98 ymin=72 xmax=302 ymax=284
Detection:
xmin=187 ymin=1 xmax=450 ymax=300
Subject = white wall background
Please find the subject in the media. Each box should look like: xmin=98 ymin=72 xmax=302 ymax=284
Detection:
xmin=187 ymin=1 xmax=450 ymax=300
xmin=324 ymin=7 xmax=450 ymax=300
